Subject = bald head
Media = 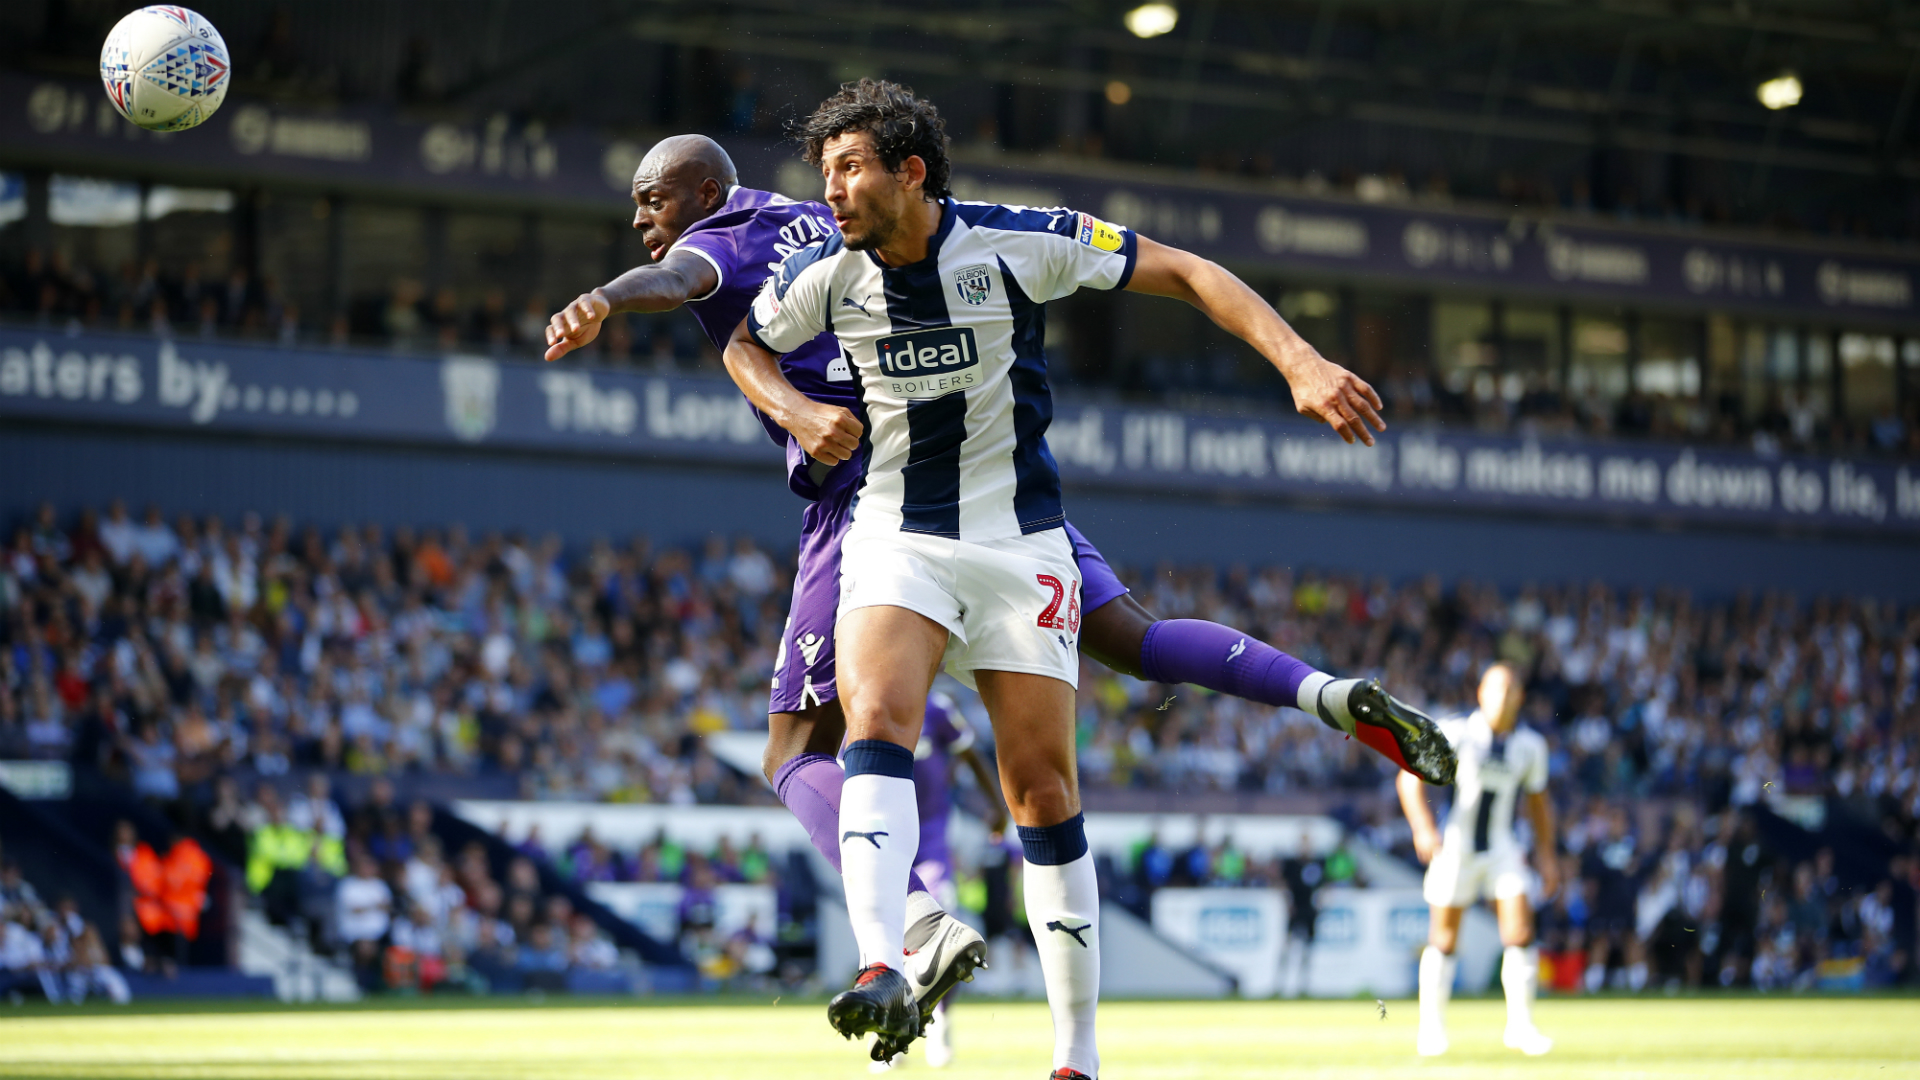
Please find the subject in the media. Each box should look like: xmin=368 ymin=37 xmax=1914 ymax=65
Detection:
xmin=628 ymin=135 xmax=739 ymax=259
xmin=633 ymin=134 xmax=737 ymax=195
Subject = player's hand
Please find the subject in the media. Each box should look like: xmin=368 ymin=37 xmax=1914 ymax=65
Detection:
xmin=1288 ymin=354 xmax=1385 ymax=447
xmin=986 ymin=806 xmax=1010 ymax=838
xmin=784 ymin=400 xmax=863 ymax=464
xmin=544 ymin=291 xmax=610 ymax=362
xmin=1411 ymin=824 xmax=1440 ymax=865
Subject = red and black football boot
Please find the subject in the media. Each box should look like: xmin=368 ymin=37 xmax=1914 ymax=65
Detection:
xmin=828 ymin=963 xmax=921 ymax=1060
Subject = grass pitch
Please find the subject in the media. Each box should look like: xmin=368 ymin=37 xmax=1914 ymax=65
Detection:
xmin=0 ymin=997 xmax=1914 ymax=1080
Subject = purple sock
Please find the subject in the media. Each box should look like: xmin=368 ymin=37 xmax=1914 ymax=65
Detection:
xmin=771 ymin=751 xmax=930 ymax=896
xmin=1139 ymin=618 xmax=1318 ymax=708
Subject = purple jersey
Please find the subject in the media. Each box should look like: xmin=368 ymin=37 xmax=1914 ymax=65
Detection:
xmin=913 ymin=692 xmax=973 ymax=868
xmin=673 ymin=187 xmax=862 ymax=501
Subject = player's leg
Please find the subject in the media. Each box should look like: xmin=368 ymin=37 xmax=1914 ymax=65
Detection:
xmin=1418 ymin=904 xmax=1464 ymax=1056
xmin=1066 ymin=523 xmax=1454 ymax=785
xmin=1417 ymin=844 xmax=1475 ymax=1056
xmin=766 ymin=507 xmax=950 ymax=908
xmin=913 ymin=857 xmax=959 ymax=1068
xmin=765 ymin=700 xmax=950 ymax=910
xmin=827 ymin=593 xmax=950 ymax=1050
xmin=977 ymin=668 xmax=1099 ymax=1080
xmin=1494 ymin=891 xmax=1552 ymax=1054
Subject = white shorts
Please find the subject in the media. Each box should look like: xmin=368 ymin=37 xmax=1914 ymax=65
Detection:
xmin=1422 ymin=843 xmax=1530 ymax=909
xmin=837 ymin=527 xmax=1081 ymax=691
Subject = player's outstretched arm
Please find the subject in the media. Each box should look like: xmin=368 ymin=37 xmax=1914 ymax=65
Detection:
xmin=543 ymin=249 xmax=718 ymax=362
xmin=721 ymin=316 xmax=863 ymax=465
xmin=1124 ymin=236 xmax=1385 ymax=446
xmin=1396 ymin=770 xmax=1441 ymax=865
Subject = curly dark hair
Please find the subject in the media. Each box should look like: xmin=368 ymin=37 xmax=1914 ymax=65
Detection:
xmin=797 ymin=79 xmax=951 ymax=200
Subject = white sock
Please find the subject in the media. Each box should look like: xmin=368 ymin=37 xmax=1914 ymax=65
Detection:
xmin=1419 ymin=946 xmax=1456 ymax=1032
xmin=840 ymin=772 xmax=918 ymax=972
xmin=1297 ymin=673 xmax=1362 ymax=732
xmin=905 ymin=888 xmax=944 ymax=926
xmin=1502 ymin=945 xmax=1538 ymax=1029
xmin=1025 ymin=850 xmax=1101 ymax=1076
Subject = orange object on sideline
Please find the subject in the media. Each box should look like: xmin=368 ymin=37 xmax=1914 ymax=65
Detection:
xmin=119 ymin=837 xmax=214 ymax=940
xmin=161 ymin=838 xmax=213 ymax=940
xmin=118 ymin=841 xmax=169 ymax=937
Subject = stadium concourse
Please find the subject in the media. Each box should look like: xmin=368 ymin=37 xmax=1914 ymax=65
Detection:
xmin=5 ymin=248 xmax=1916 ymax=461
xmin=0 ymin=499 xmax=1916 ymax=1003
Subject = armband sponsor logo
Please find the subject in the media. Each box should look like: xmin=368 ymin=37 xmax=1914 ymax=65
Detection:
xmin=875 ymin=326 xmax=981 ymax=399
xmin=1077 ymin=213 xmax=1125 ymax=253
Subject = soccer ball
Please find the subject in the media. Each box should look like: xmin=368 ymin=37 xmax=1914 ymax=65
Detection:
xmin=99 ymin=6 xmax=231 ymax=132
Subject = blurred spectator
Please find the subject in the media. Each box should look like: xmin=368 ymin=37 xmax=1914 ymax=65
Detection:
xmin=335 ymin=851 xmax=393 ymax=986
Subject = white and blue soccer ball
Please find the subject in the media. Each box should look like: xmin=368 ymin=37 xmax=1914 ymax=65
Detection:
xmin=99 ymin=6 xmax=231 ymax=132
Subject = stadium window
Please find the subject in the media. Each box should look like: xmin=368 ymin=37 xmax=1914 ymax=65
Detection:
xmin=1429 ymin=298 xmax=1493 ymax=398
xmin=1502 ymin=304 xmax=1562 ymax=386
xmin=1802 ymin=330 xmax=1835 ymax=422
xmin=1635 ymin=317 xmax=1702 ymax=400
xmin=48 ymin=175 xmax=141 ymax=227
xmin=1277 ymin=286 xmax=1345 ymax=367
xmin=0 ymin=172 xmax=23 ymax=227
xmin=1838 ymin=332 xmax=1897 ymax=420
xmin=1568 ymin=312 xmax=1629 ymax=402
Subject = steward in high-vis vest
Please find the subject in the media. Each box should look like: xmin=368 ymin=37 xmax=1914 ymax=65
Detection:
xmin=248 ymin=786 xmax=346 ymax=927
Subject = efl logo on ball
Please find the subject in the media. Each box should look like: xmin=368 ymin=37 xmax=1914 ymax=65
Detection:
xmin=99 ymin=6 xmax=230 ymax=132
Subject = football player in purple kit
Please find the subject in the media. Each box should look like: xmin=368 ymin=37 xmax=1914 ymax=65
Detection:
xmin=545 ymin=131 xmax=1455 ymax=1067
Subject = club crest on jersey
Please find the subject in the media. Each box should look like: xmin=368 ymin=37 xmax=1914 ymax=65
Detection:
xmin=797 ymin=631 xmax=826 ymax=666
xmin=952 ymin=264 xmax=993 ymax=306
xmin=874 ymin=326 xmax=981 ymax=399
xmin=1076 ymin=213 xmax=1126 ymax=253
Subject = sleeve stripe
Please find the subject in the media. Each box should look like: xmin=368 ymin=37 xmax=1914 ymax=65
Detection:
xmin=678 ymin=245 xmax=725 ymax=303
xmin=1112 ymin=229 xmax=1140 ymax=291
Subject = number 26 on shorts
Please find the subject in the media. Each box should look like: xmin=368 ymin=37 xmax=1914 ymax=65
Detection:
xmin=1035 ymin=574 xmax=1081 ymax=634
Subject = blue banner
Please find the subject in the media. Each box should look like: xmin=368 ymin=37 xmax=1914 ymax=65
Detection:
xmin=5 ymin=73 xmax=1918 ymax=326
xmin=3 ymin=328 xmax=1916 ymax=538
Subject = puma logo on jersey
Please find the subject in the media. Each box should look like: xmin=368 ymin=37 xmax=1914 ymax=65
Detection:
xmin=1227 ymin=638 xmax=1247 ymax=662
xmin=842 ymin=830 xmax=888 ymax=849
xmin=841 ymin=295 xmax=872 ymax=317
xmin=797 ymin=632 xmax=826 ymax=666
xmin=1046 ymin=920 xmax=1092 ymax=947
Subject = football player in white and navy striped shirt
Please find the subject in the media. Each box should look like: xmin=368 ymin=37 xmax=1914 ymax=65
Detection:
xmin=1397 ymin=663 xmax=1559 ymax=1058
xmin=724 ymin=80 xmax=1387 ymax=1080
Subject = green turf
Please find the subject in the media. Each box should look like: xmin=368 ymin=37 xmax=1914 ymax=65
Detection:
xmin=0 ymin=997 xmax=1914 ymax=1079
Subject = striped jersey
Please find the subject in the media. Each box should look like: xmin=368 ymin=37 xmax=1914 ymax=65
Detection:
xmin=1438 ymin=713 xmax=1549 ymax=855
xmin=745 ymin=199 xmax=1138 ymax=542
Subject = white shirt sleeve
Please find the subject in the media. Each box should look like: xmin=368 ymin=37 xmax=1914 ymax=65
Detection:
xmin=746 ymin=255 xmax=832 ymax=355
xmin=1522 ymin=730 xmax=1550 ymax=793
xmin=988 ymin=209 xmax=1138 ymax=304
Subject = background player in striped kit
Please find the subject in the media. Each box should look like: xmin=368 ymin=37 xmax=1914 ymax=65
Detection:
xmin=1397 ymin=662 xmax=1559 ymax=1057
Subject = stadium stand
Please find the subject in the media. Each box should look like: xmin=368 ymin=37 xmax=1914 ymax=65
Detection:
xmin=1 ymin=500 xmax=1915 ymax=996
xmin=5 ymin=251 xmax=1914 ymax=459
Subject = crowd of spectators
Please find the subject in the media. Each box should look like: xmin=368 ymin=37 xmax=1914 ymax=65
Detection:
xmin=220 ymin=772 xmax=629 ymax=993
xmin=0 ymin=839 xmax=130 ymax=1004
xmin=1078 ymin=566 xmax=1920 ymax=991
xmin=4 ymin=498 xmax=1917 ymax=993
